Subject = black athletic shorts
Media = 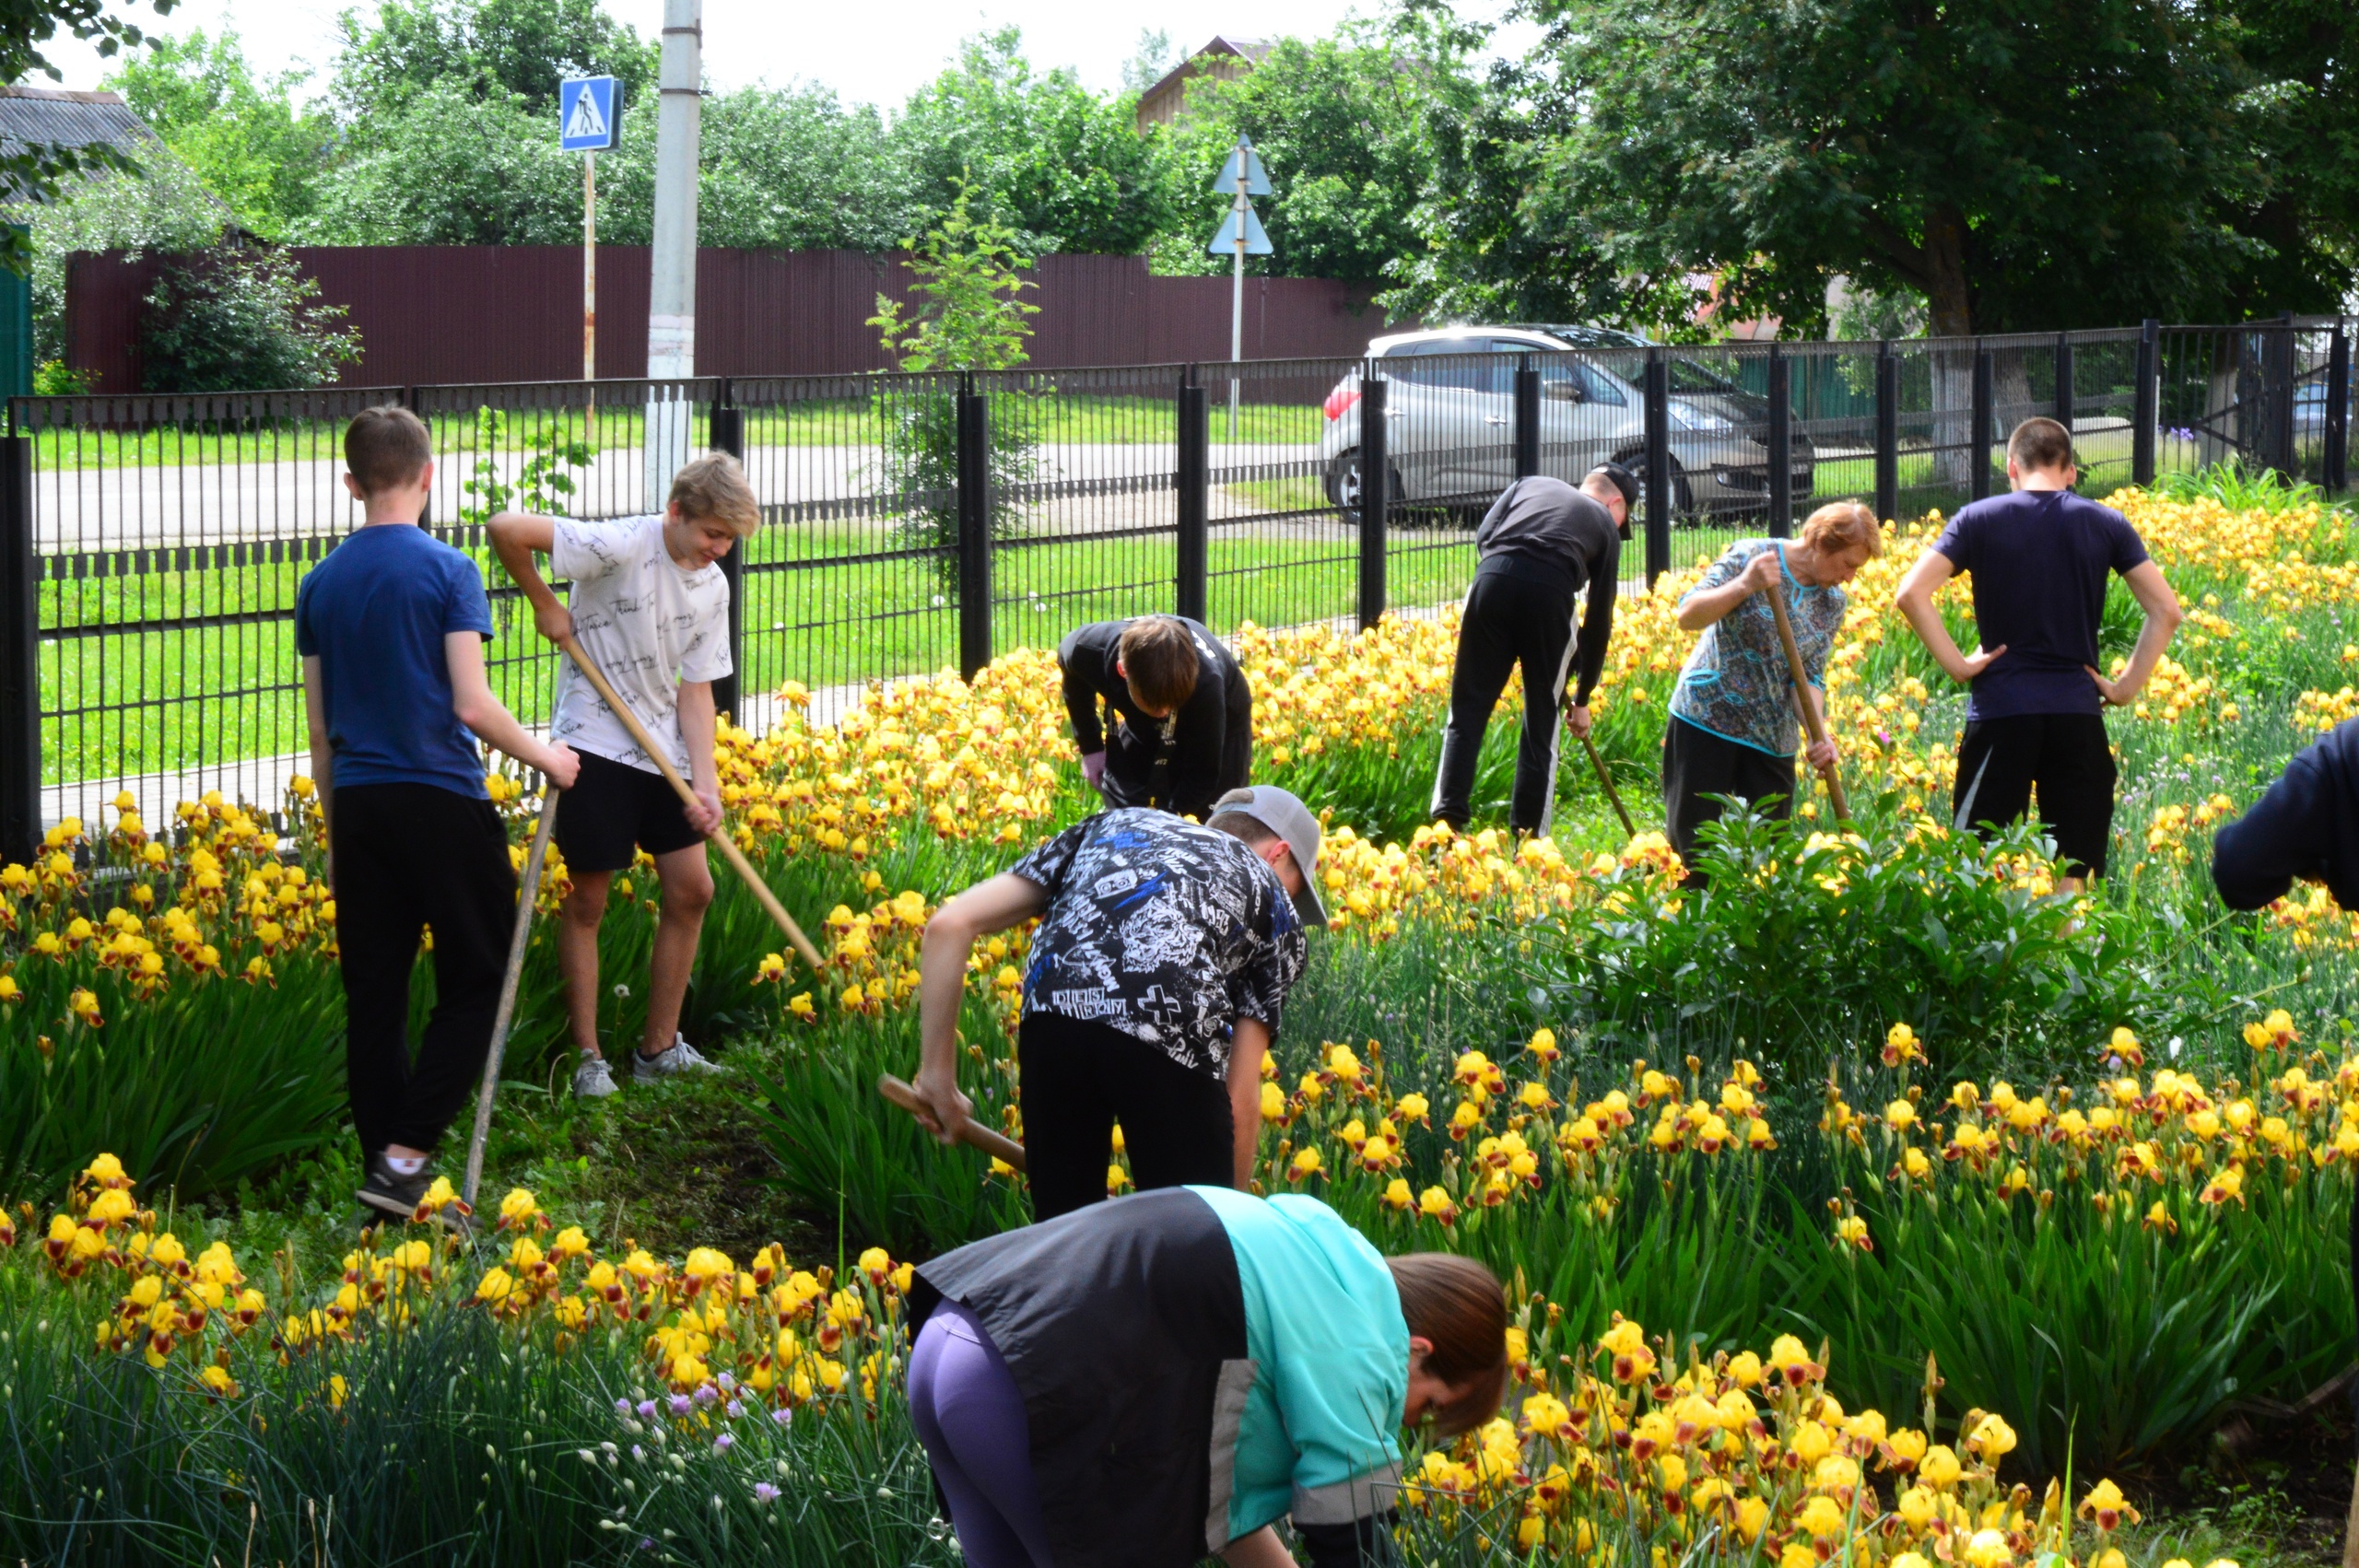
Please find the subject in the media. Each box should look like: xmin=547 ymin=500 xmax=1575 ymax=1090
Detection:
xmin=1951 ymin=712 xmax=2117 ymax=878
xmin=553 ymin=749 xmax=704 ymax=873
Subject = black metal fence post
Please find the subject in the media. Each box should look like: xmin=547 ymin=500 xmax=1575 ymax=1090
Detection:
xmin=2264 ymin=315 xmax=2295 ymax=477
xmin=955 ymin=383 xmax=992 ymax=679
xmin=707 ymin=391 xmax=745 ymax=720
xmin=1970 ymin=346 xmax=1995 ymax=501
xmin=1873 ymin=345 xmax=1898 ymax=522
xmin=0 ymin=434 xmax=36 ymax=865
xmin=1512 ymin=357 xmax=1540 ymax=480
xmin=2133 ymin=320 xmax=2158 ymax=486
xmin=1643 ymin=349 xmax=1670 ymax=587
xmin=1176 ymin=373 xmax=1209 ymax=624
xmin=1356 ymin=371 xmax=1388 ymax=631
xmin=2325 ymin=323 xmax=2351 ymax=494
xmin=2053 ymin=333 xmax=2074 ymax=432
xmin=1766 ymin=345 xmax=1793 ymax=536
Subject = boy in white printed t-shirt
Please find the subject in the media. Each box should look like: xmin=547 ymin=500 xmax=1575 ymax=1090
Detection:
xmin=488 ymin=453 xmax=761 ymax=1095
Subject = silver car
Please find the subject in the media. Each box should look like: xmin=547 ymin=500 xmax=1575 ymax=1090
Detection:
xmin=1317 ymin=327 xmax=1814 ymax=521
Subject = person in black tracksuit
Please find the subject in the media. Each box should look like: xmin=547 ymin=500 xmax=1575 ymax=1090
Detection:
xmin=1059 ymin=615 xmax=1250 ymax=822
xmin=1431 ymin=466 xmax=1636 ymax=835
xmin=2209 ymin=718 xmax=2359 ymax=1452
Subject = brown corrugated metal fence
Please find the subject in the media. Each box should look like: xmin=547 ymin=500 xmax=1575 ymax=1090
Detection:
xmin=65 ymin=247 xmax=1402 ymax=391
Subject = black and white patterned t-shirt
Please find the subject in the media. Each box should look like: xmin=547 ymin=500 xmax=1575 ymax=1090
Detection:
xmin=1009 ymin=809 xmax=1308 ymax=1078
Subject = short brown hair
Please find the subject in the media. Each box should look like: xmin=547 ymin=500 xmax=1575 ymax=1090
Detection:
xmin=1388 ymin=1253 xmax=1508 ymax=1437
xmin=345 ymin=405 xmax=430 ymax=496
xmin=1118 ymin=616 xmax=1200 ymax=713
xmin=1801 ymin=500 xmax=1884 ymax=559
xmin=2008 ymin=417 xmax=2075 ymax=474
xmin=669 ymin=452 xmax=761 ymax=537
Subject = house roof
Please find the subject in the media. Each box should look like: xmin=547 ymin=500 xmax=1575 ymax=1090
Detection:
xmin=0 ymin=85 xmax=160 ymax=163
xmin=1139 ymin=36 xmax=1274 ymax=108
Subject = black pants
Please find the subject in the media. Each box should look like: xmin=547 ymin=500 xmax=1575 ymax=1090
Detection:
xmin=1952 ymin=713 xmax=2117 ymax=878
xmin=1662 ymin=716 xmax=1798 ymax=871
xmin=331 ymin=783 xmax=516 ymax=1160
xmin=1432 ymin=562 xmax=1579 ymax=834
xmin=1017 ymin=1012 xmax=1235 ymax=1223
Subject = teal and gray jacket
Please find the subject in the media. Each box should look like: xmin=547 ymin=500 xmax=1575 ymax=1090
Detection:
xmin=910 ymin=1186 xmax=1408 ymax=1568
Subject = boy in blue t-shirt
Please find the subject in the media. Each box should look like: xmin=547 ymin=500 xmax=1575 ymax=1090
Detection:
xmin=297 ymin=405 xmax=581 ymax=1223
xmin=1894 ymin=416 xmax=2184 ymax=888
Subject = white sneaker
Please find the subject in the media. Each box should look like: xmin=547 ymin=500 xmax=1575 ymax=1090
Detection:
xmin=632 ymin=1035 xmax=722 ymax=1082
xmin=572 ymin=1054 xmax=619 ymax=1098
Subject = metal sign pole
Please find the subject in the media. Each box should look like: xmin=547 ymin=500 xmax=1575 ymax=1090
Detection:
xmin=1230 ymin=145 xmax=1245 ymax=446
xmin=583 ymin=150 xmax=597 ymax=436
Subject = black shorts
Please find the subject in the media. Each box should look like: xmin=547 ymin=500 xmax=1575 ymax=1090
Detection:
xmin=553 ymin=750 xmax=704 ymax=873
xmin=1952 ymin=712 xmax=2117 ymax=878
xmin=1017 ymin=1012 xmax=1235 ymax=1223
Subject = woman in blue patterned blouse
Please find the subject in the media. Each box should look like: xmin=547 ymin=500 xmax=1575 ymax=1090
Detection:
xmin=1662 ymin=501 xmax=1883 ymax=874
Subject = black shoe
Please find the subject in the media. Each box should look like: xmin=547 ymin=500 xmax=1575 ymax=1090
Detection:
xmin=356 ymin=1155 xmax=473 ymax=1233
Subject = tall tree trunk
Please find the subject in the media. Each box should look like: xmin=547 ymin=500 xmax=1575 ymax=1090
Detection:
xmin=1921 ymin=207 xmax=1980 ymax=490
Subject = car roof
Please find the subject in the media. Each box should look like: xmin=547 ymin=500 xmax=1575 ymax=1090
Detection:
xmin=1367 ymin=327 xmax=1572 ymax=355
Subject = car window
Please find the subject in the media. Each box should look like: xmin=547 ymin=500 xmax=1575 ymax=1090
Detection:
xmin=1577 ymin=364 xmax=1629 ymax=406
xmin=1384 ymin=341 xmax=1508 ymax=392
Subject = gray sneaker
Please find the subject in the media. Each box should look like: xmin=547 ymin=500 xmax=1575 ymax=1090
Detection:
xmin=572 ymin=1054 xmax=619 ymax=1098
xmin=632 ymin=1036 xmax=722 ymax=1082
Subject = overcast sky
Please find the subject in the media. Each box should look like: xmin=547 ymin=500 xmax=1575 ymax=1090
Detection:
xmin=35 ymin=0 xmax=1532 ymax=108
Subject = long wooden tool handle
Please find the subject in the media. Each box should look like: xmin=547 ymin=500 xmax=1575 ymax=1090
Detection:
xmin=1766 ymin=578 xmax=1850 ymax=822
xmin=557 ymin=633 xmax=824 ymax=971
xmin=464 ymin=785 xmax=559 ymax=1210
xmin=1580 ymin=731 xmax=1637 ymax=839
xmin=877 ymin=1074 xmax=1028 ymax=1172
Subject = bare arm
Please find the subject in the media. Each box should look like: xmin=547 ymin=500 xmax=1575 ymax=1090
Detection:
xmin=446 ymin=630 xmax=580 ymax=787
xmin=301 ymin=655 xmax=334 ymax=854
xmin=2085 ymin=560 xmax=2184 ymax=706
xmin=1220 ymin=1527 xmax=1297 ymax=1568
xmin=1893 ymin=548 xmax=2005 ymax=684
xmin=1227 ymin=1018 xmax=1272 ymax=1188
xmin=676 ymin=679 xmax=722 ymax=834
xmin=1677 ymin=548 xmax=1782 ymax=631
xmin=911 ymin=872 xmax=1050 ymax=1141
xmin=486 ymin=511 xmax=572 ymax=643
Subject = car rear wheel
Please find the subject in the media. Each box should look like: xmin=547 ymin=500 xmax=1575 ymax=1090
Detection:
xmin=1323 ymin=448 xmax=1405 ymax=512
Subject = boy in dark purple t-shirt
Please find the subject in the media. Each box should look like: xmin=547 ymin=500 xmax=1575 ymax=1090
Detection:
xmin=1894 ymin=417 xmax=2183 ymax=887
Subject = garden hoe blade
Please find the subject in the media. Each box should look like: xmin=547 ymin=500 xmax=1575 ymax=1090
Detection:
xmin=463 ymin=783 xmax=560 ymax=1211
xmin=877 ymin=1073 xmax=1027 ymax=1173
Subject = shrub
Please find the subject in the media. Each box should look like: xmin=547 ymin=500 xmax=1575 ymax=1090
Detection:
xmin=138 ymin=245 xmax=361 ymax=393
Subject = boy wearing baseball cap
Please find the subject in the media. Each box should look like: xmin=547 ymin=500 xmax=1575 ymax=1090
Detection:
xmin=907 ymin=787 xmax=1325 ymax=1221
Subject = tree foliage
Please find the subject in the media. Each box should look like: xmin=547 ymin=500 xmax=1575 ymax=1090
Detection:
xmin=1157 ymin=30 xmax=1449 ymax=284
xmin=325 ymin=0 xmax=654 ymax=115
xmin=107 ymin=29 xmax=332 ymax=239
xmin=892 ymin=28 xmax=1169 ymax=255
xmin=0 ymin=0 xmax=177 ymax=235
xmin=1515 ymin=0 xmax=2347 ymax=334
xmin=20 ymin=156 xmax=222 ymax=365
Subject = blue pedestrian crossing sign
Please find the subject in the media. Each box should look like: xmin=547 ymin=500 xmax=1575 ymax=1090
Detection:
xmin=1214 ymin=137 xmax=1272 ymax=196
xmin=559 ymin=76 xmax=618 ymax=151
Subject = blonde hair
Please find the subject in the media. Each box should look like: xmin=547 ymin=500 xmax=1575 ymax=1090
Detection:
xmin=669 ymin=452 xmax=761 ymax=537
xmin=1801 ymin=500 xmax=1883 ymax=559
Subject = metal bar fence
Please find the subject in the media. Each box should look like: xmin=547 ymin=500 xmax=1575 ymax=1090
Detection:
xmin=5 ymin=318 xmax=2353 ymax=852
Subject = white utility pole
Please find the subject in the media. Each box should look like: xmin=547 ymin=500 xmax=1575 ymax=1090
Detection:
xmin=644 ymin=0 xmax=702 ymax=510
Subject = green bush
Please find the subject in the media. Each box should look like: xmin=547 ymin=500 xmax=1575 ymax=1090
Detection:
xmin=138 ymin=245 xmax=361 ymax=393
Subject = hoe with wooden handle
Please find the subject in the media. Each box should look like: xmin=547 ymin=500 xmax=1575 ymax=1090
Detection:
xmin=557 ymin=633 xmax=823 ymax=970
xmin=877 ymin=1073 xmax=1028 ymax=1171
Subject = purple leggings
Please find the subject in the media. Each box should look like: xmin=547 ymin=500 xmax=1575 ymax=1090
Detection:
xmin=910 ymin=1301 xmax=1054 ymax=1568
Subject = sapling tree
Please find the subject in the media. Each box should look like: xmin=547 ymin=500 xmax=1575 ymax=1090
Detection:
xmin=867 ymin=183 xmax=1042 ymax=584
